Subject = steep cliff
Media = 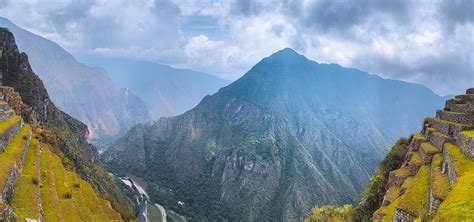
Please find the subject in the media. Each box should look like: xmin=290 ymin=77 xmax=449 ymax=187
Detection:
xmin=0 ymin=17 xmax=150 ymax=138
xmin=0 ymin=27 xmax=135 ymax=220
xmin=103 ymin=48 xmax=445 ymax=221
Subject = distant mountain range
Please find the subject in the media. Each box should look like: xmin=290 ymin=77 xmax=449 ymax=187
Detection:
xmin=80 ymin=56 xmax=230 ymax=119
xmin=102 ymin=48 xmax=446 ymax=221
xmin=0 ymin=17 xmax=150 ymax=138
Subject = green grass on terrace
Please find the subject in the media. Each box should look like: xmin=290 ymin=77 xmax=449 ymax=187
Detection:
xmin=40 ymin=143 xmax=62 ymax=221
xmin=435 ymin=143 xmax=474 ymax=220
xmin=385 ymin=186 xmax=401 ymax=201
xmin=430 ymin=117 xmax=471 ymax=127
xmin=410 ymin=152 xmax=423 ymax=166
xmin=432 ymin=131 xmax=450 ymax=139
xmin=10 ymin=137 xmax=39 ymax=221
xmin=401 ymin=177 xmax=415 ymax=190
xmin=0 ymin=115 xmax=21 ymax=133
xmin=461 ymin=130 xmax=474 ymax=138
xmin=430 ymin=154 xmax=450 ymax=200
xmin=392 ymin=166 xmax=411 ymax=178
xmin=413 ymin=133 xmax=426 ymax=140
xmin=374 ymin=198 xmax=400 ymax=222
xmin=421 ymin=142 xmax=440 ymax=154
xmin=396 ymin=165 xmax=430 ymax=219
xmin=0 ymin=124 xmax=30 ymax=190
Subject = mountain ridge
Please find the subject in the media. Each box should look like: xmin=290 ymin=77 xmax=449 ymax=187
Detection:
xmin=103 ymin=48 xmax=445 ymax=221
xmin=0 ymin=17 xmax=150 ymax=138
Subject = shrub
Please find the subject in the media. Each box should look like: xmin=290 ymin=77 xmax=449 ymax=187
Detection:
xmin=73 ymin=183 xmax=80 ymax=188
xmin=63 ymin=192 xmax=72 ymax=199
xmin=31 ymin=177 xmax=39 ymax=185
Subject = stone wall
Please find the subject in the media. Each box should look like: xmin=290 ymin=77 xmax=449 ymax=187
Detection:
xmin=0 ymin=119 xmax=22 ymax=152
xmin=393 ymin=209 xmax=415 ymax=222
xmin=456 ymin=133 xmax=474 ymax=159
xmin=442 ymin=148 xmax=457 ymax=184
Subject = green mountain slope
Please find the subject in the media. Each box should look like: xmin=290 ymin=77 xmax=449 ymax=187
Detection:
xmin=103 ymin=48 xmax=445 ymax=221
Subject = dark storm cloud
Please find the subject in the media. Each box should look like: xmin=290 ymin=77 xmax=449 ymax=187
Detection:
xmin=302 ymin=0 xmax=412 ymax=33
xmin=438 ymin=0 xmax=474 ymax=32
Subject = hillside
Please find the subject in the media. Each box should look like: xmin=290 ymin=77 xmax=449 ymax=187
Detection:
xmin=102 ymin=48 xmax=445 ymax=221
xmin=80 ymin=56 xmax=230 ymax=119
xmin=0 ymin=27 xmax=135 ymax=220
xmin=0 ymin=17 xmax=150 ymax=138
xmin=306 ymin=88 xmax=474 ymax=221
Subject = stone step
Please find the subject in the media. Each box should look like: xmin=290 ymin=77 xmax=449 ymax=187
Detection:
xmin=425 ymin=127 xmax=452 ymax=151
xmin=455 ymin=130 xmax=474 ymax=159
xmin=382 ymin=186 xmax=402 ymax=206
xmin=420 ymin=142 xmax=441 ymax=163
xmin=0 ymin=101 xmax=9 ymax=111
xmin=429 ymin=154 xmax=450 ymax=213
xmin=388 ymin=166 xmax=411 ymax=187
xmin=426 ymin=117 xmax=472 ymax=135
xmin=407 ymin=151 xmax=422 ymax=176
xmin=394 ymin=165 xmax=430 ymax=221
xmin=0 ymin=115 xmax=23 ymax=152
xmin=0 ymin=125 xmax=31 ymax=202
xmin=408 ymin=133 xmax=426 ymax=152
xmin=445 ymin=100 xmax=474 ymax=113
xmin=441 ymin=143 xmax=474 ymax=185
xmin=436 ymin=110 xmax=473 ymax=125
xmin=0 ymin=110 xmax=15 ymax=122
xmin=454 ymin=94 xmax=474 ymax=104
xmin=467 ymin=88 xmax=474 ymax=94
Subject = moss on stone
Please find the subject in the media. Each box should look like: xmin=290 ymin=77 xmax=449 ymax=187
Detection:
xmin=420 ymin=142 xmax=439 ymax=154
xmin=386 ymin=186 xmax=401 ymax=201
xmin=0 ymin=124 xmax=30 ymax=190
xmin=396 ymin=165 xmax=430 ymax=219
xmin=434 ymin=174 xmax=474 ymax=220
xmin=0 ymin=115 xmax=21 ymax=133
xmin=393 ymin=166 xmax=411 ymax=178
xmin=10 ymin=136 xmax=39 ymax=220
xmin=461 ymin=130 xmax=474 ymax=138
xmin=444 ymin=143 xmax=474 ymax=176
xmin=374 ymin=198 xmax=400 ymax=221
xmin=413 ymin=133 xmax=425 ymax=140
xmin=430 ymin=154 xmax=450 ymax=200
xmin=410 ymin=152 xmax=423 ymax=166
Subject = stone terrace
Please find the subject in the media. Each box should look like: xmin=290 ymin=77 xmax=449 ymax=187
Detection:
xmin=374 ymin=88 xmax=474 ymax=221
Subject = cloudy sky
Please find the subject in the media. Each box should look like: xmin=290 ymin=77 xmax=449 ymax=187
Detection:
xmin=0 ymin=0 xmax=472 ymax=95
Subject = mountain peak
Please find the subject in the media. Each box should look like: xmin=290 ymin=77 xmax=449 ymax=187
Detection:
xmin=269 ymin=47 xmax=303 ymax=58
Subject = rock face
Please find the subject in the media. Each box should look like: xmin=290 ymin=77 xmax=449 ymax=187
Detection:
xmin=0 ymin=27 xmax=135 ymax=220
xmin=0 ymin=17 xmax=150 ymax=138
xmin=103 ymin=48 xmax=445 ymax=221
xmin=81 ymin=56 xmax=230 ymax=120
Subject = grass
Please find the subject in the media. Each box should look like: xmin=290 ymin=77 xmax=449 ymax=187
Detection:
xmin=396 ymin=165 xmax=430 ymax=219
xmin=0 ymin=124 xmax=30 ymax=190
xmin=0 ymin=115 xmax=21 ymax=133
xmin=10 ymin=137 xmax=39 ymax=220
xmin=392 ymin=166 xmax=411 ymax=178
xmin=401 ymin=177 xmax=415 ymax=190
xmin=40 ymin=143 xmax=62 ymax=221
xmin=410 ymin=152 xmax=423 ymax=166
xmin=385 ymin=186 xmax=401 ymax=201
xmin=420 ymin=142 xmax=439 ymax=154
xmin=461 ymin=130 xmax=474 ymax=138
xmin=147 ymin=204 xmax=163 ymax=222
xmin=430 ymin=154 xmax=450 ymax=200
xmin=374 ymin=198 xmax=400 ymax=222
xmin=413 ymin=133 xmax=425 ymax=140
xmin=434 ymin=159 xmax=474 ymax=221
xmin=431 ymin=117 xmax=471 ymax=127
xmin=444 ymin=143 xmax=474 ymax=176
xmin=432 ymin=131 xmax=450 ymax=139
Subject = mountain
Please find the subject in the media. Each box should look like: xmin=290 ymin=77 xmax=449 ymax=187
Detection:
xmin=306 ymin=88 xmax=474 ymax=221
xmin=102 ymin=48 xmax=445 ymax=221
xmin=0 ymin=17 xmax=150 ymax=138
xmin=0 ymin=28 xmax=135 ymax=220
xmin=80 ymin=56 xmax=230 ymax=119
